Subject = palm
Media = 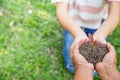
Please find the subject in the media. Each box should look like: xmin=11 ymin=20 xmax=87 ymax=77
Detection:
xmin=102 ymin=43 xmax=117 ymax=66
xmin=71 ymin=40 xmax=94 ymax=70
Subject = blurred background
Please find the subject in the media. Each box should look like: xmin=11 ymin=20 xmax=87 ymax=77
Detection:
xmin=0 ymin=0 xmax=120 ymax=80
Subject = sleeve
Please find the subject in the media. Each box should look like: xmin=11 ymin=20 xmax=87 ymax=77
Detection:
xmin=107 ymin=0 xmax=120 ymax=2
xmin=51 ymin=0 xmax=69 ymax=3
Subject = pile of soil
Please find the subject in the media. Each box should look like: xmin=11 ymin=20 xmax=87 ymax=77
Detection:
xmin=79 ymin=40 xmax=108 ymax=66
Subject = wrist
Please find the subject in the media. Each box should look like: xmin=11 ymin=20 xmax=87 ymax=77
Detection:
xmin=94 ymin=33 xmax=104 ymax=39
xmin=93 ymin=32 xmax=107 ymax=43
xmin=75 ymin=63 xmax=94 ymax=72
xmin=76 ymin=66 xmax=94 ymax=74
xmin=94 ymin=30 xmax=107 ymax=39
xmin=74 ymin=29 xmax=87 ymax=39
xmin=104 ymin=65 xmax=120 ymax=80
xmin=74 ymin=64 xmax=94 ymax=80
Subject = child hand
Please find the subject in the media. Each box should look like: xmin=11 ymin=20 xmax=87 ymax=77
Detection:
xmin=93 ymin=32 xmax=107 ymax=44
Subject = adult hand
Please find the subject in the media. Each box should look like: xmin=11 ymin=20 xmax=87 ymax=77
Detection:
xmin=70 ymin=33 xmax=88 ymax=62
xmin=71 ymin=39 xmax=94 ymax=80
xmin=71 ymin=39 xmax=94 ymax=71
xmin=96 ymin=43 xmax=120 ymax=80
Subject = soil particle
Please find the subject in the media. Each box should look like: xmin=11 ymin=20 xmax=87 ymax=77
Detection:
xmin=79 ymin=41 xmax=108 ymax=66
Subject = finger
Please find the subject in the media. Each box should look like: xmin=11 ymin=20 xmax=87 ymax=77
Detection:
xmin=73 ymin=44 xmax=79 ymax=55
xmin=70 ymin=43 xmax=74 ymax=59
xmin=70 ymin=41 xmax=78 ymax=59
xmin=88 ymin=33 xmax=94 ymax=42
xmin=79 ymin=39 xmax=83 ymax=45
xmin=106 ymin=43 xmax=117 ymax=64
xmin=72 ymin=43 xmax=88 ymax=62
xmin=84 ymin=38 xmax=89 ymax=43
xmin=78 ymin=39 xmax=84 ymax=46
xmin=106 ymin=42 xmax=116 ymax=54
xmin=88 ymin=63 xmax=94 ymax=70
xmin=71 ymin=44 xmax=79 ymax=62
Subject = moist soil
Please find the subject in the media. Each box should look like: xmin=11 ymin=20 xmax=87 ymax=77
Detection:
xmin=79 ymin=41 xmax=108 ymax=66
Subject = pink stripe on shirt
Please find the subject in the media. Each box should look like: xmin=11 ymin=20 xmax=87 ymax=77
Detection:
xmin=108 ymin=0 xmax=120 ymax=2
xmin=68 ymin=2 xmax=104 ymax=14
xmin=77 ymin=5 xmax=104 ymax=14
xmin=52 ymin=0 xmax=120 ymax=29
xmin=73 ymin=15 xmax=101 ymax=23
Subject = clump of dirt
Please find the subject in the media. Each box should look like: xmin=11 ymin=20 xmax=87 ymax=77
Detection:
xmin=79 ymin=35 xmax=108 ymax=66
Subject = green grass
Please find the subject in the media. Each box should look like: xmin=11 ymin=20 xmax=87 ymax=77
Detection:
xmin=0 ymin=0 xmax=120 ymax=80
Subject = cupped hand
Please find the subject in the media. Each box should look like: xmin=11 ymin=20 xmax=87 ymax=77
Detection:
xmin=102 ymin=43 xmax=117 ymax=66
xmin=96 ymin=43 xmax=117 ymax=80
xmin=96 ymin=42 xmax=117 ymax=69
xmin=71 ymin=39 xmax=94 ymax=70
xmin=70 ymin=33 xmax=88 ymax=59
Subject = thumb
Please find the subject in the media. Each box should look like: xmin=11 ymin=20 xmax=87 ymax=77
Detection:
xmin=70 ymin=42 xmax=79 ymax=59
xmin=106 ymin=42 xmax=115 ymax=54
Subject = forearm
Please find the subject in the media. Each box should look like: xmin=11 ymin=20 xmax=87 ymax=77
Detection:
xmin=74 ymin=66 xmax=93 ymax=80
xmin=56 ymin=3 xmax=85 ymax=38
xmin=104 ymin=66 xmax=120 ymax=80
xmin=94 ymin=2 xmax=120 ymax=39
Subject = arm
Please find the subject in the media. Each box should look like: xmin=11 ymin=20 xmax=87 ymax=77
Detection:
xmin=96 ymin=63 xmax=120 ymax=80
xmin=104 ymin=66 xmax=120 ymax=80
xmin=56 ymin=2 xmax=88 ymax=55
xmin=74 ymin=66 xmax=93 ymax=80
xmin=56 ymin=2 xmax=86 ymax=38
xmin=94 ymin=2 xmax=120 ymax=42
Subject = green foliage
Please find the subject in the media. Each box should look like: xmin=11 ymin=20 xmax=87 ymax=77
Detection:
xmin=0 ymin=0 xmax=120 ymax=80
xmin=0 ymin=0 xmax=73 ymax=80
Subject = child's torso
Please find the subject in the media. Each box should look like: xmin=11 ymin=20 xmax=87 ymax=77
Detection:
xmin=68 ymin=0 xmax=108 ymax=29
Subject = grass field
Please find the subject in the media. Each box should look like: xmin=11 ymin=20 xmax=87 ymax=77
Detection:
xmin=0 ymin=0 xmax=120 ymax=80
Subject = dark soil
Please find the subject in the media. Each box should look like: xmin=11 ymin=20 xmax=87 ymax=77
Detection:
xmin=79 ymin=41 xmax=108 ymax=66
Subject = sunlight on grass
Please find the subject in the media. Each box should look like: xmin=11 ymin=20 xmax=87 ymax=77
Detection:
xmin=11 ymin=26 xmax=26 ymax=32
xmin=0 ymin=48 xmax=8 ymax=56
xmin=37 ymin=10 xmax=51 ymax=20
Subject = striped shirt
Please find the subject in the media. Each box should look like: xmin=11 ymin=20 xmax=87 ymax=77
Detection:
xmin=52 ymin=0 xmax=120 ymax=29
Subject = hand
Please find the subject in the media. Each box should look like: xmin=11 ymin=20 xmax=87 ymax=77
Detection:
xmin=93 ymin=32 xmax=106 ymax=44
xmin=70 ymin=33 xmax=88 ymax=60
xmin=71 ymin=39 xmax=94 ymax=70
xmin=101 ymin=43 xmax=117 ymax=67
xmin=96 ymin=43 xmax=119 ymax=80
xmin=71 ymin=40 xmax=94 ymax=80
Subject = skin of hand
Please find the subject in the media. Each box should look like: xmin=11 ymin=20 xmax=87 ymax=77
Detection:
xmin=71 ymin=40 xmax=94 ymax=80
xmin=93 ymin=35 xmax=106 ymax=44
xmin=96 ymin=43 xmax=120 ymax=80
xmin=93 ymin=2 xmax=120 ymax=43
xmin=70 ymin=35 xmax=89 ymax=60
